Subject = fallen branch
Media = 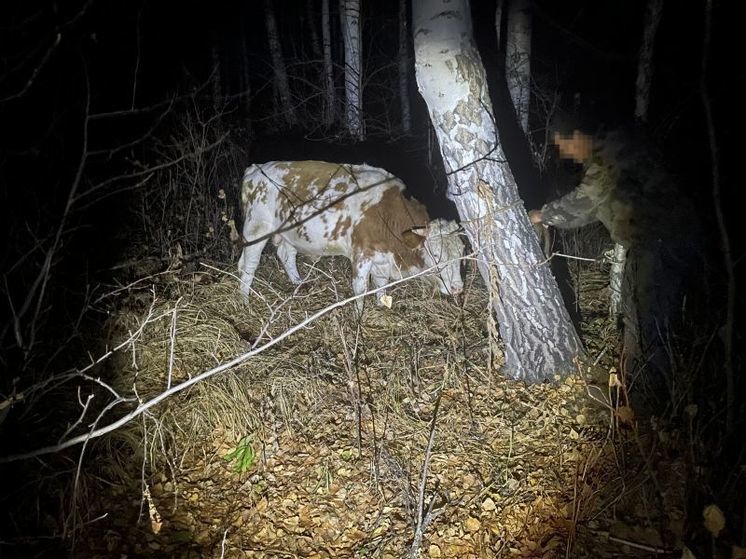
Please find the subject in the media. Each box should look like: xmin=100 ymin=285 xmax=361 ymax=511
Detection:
xmin=409 ymin=368 xmax=448 ymax=558
xmin=1 ymin=257 xmax=470 ymax=463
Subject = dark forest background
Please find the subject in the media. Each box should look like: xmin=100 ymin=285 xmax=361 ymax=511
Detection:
xmin=1 ymin=0 xmax=743 ymax=555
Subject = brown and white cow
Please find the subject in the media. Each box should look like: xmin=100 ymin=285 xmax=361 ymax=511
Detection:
xmin=238 ymin=161 xmax=464 ymax=309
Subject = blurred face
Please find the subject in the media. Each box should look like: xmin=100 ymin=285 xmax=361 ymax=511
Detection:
xmin=553 ymin=130 xmax=593 ymax=164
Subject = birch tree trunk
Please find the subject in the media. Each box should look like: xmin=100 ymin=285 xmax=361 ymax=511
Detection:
xmin=505 ymin=0 xmax=532 ymax=133
xmin=339 ymin=0 xmax=364 ymax=140
xmin=321 ymin=0 xmax=336 ymax=127
xmin=398 ymin=0 xmax=412 ymax=133
xmin=264 ymin=0 xmax=296 ymax=127
xmin=413 ymin=0 xmax=583 ymax=381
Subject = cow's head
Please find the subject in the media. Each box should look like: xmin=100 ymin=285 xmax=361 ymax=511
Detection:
xmin=406 ymin=219 xmax=464 ymax=297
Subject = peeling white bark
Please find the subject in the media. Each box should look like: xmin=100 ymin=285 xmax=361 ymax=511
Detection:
xmin=322 ymin=0 xmax=335 ymax=126
xmin=339 ymin=0 xmax=364 ymax=140
xmin=413 ymin=0 xmax=583 ymax=381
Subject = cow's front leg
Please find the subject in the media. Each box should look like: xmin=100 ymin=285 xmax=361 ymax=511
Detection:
xmin=371 ymin=269 xmax=390 ymax=306
xmin=275 ymin=239 xmax=302 ymax=284
xmin=351 ymin=258 xmax=373 ymax=312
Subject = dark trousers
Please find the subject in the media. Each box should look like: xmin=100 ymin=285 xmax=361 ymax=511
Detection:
xmin=621 ymin=238 xmax=694 ymax=395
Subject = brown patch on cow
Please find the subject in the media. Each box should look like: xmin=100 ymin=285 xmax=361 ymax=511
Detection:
xmin=401 ymin=230 xmax=426 ymax=249
xmin=241 ymin=179 xmax=268 ymax=209
xmin=330 ymin=215 xmax=353 ymax=240
xmin=296 ymin=224 xmax=311 ymax=242
xmin=268 ymin=162 xmax=368 ymax=230
xmin=351 ymin=186 xmax=429 ymax=269
xmin=276 ymin=161 xmax=355 ymax=205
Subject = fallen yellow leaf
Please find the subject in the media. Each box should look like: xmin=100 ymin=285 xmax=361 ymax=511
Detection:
xmin=464 ymin=516 xmax=481 ymax=533
xmin=703 ymin=504 xmax=725 ymax=537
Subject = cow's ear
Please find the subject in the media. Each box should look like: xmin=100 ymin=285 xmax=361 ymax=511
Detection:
xmin=409 ymin=226 xmax=429 ymax=237
xmin=402 ymin=228 xmax=426 ymax=248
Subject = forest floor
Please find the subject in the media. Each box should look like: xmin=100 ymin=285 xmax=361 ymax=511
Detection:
xmin=54 ymin=254 xmax=687 ymax=558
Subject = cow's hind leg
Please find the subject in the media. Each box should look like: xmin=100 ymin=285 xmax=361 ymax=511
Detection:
xmin=275 ymin=238 xmax=303 ymax=285
xmin=238 ymin=233 xmax=270 ymax=300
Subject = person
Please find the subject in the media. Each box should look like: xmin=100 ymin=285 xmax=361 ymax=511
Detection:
xmin=529 ymin=116 xmax=701 ymax=398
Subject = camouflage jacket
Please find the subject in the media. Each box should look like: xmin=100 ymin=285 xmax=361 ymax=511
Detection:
xmin=540 ymin=129 xmax=693 ymax=248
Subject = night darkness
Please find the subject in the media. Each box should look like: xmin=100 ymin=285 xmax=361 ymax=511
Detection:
xmin=1 ymin=0 xmax=744 ymax=556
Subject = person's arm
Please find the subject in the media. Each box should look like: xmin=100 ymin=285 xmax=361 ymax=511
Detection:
xmin=531 ymin=162 xmax=611 ymax=229
xmin=537 ymin=182 xmax=600 ymax=229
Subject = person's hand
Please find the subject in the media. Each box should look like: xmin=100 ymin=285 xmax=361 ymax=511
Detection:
xmin=528 ymin=209 xmax=544 ymax=224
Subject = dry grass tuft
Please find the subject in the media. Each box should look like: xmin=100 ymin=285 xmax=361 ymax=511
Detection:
xmin=102 ymin=255 xmax=493 ymax=458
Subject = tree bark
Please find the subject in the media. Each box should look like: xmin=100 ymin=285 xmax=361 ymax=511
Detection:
xmin=322 ymin=0 xmax=336 ymax=127
xmin=413 ymin=0 xmax=584 ymax=381
xmin=398 ymin=0 xmax=412 ymax=133
xmin=339 ymin=0 xmax=364 ymax=140
xmin=635 ymin=0 xmax=664 ymax=123
xmin=506 ymin=0 xmax=532 ymax=133
xmin=210 ymin=41 xmax=222 ymax=115
xmin=264 ymin=0 xmax=297 ymax=127
xmin=611 ymin=0 xmax=663 ymax=318
xmin=608 ymin=243 xmax=626 ymax=318
xmin=305 ymin=0 xmax=323 ymax=59
xmin=495 ymin=0 xmax=504 ymax=47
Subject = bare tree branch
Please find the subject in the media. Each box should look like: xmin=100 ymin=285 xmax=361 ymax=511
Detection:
xmin=0 ymin=33 xmax=61 ymax=103
xmin=0 ymin=258 xmax=468 ymax=464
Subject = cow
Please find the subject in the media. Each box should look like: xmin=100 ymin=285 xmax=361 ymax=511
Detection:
xmin=238 ymin=161 xmax=464 ymax=309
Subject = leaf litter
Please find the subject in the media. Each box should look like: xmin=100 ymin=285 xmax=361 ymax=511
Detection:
xmin=75 ymin=254 xmax=687 ymax=558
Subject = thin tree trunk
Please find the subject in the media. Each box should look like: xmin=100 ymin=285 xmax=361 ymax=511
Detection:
xmin=339 ymin=0 xmax=364 ymax=140
xmin=322 ymin=0 xmax=335 ymax=127
xmin=398 ymin=0 xmax=412 ymax=133
xmin=701 ymin=0 xmax=734 ymax=433
xmin=210 ymin=42 xmax=222 ymax=115
xmin=413 ymin=0 xmax=583 ymax=381
xmin=239 ymin=20 xmax=253 ymax=125
xmin=264 ymin=0 xmax=296 ymax=127
xmin=608 ymin=243 xmax=626 ymax=319
xmin=612 ymin=0 xmax=664 ymax=319
xmin=495 ymin=0 xmax=504 ymax=48
xmin=506 ymin=0 xmax=532 ymax=133
xmin=635 ymin=0 xmax=664 ymax=122
xmin=305 ymin=0 xmax=323 ymax=59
